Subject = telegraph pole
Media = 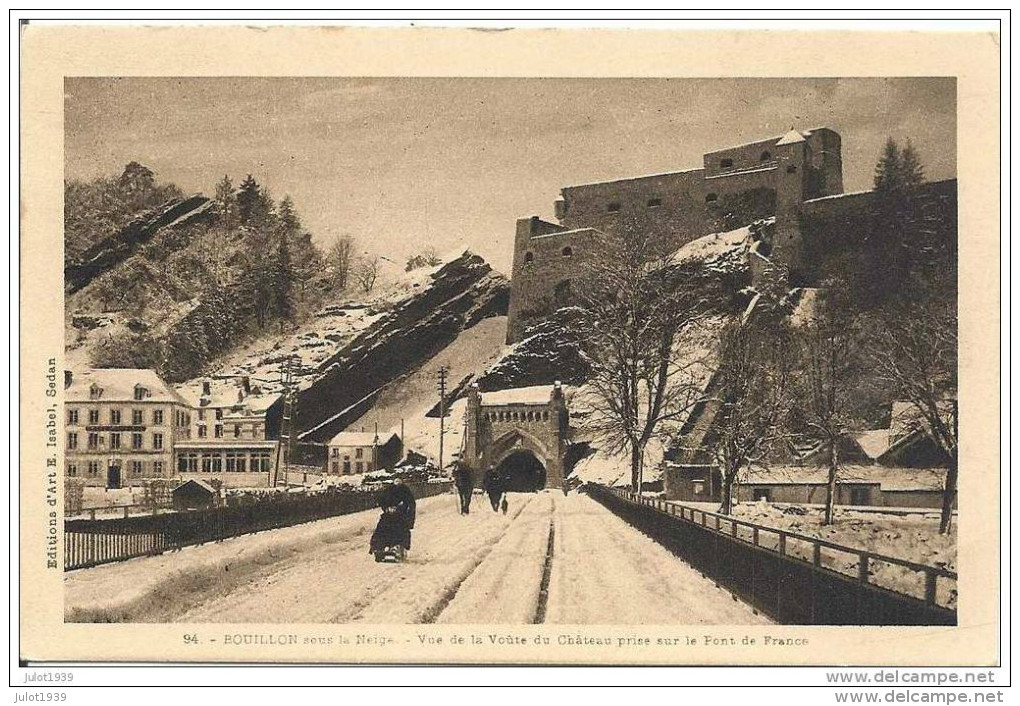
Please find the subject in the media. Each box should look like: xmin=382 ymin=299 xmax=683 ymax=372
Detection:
xmin=436 ymin=366 xmax=449 ymax=472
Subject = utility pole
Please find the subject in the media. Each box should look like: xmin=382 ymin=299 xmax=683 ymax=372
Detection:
xmin=276 ymin=355 xmax=296 ymax=487
xmin=437 ymin=366 xmax=449 ymax=472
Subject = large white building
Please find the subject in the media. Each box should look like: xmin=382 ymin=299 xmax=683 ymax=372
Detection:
xmin=64 ymin=369 xmax=192 ymax=488
xmin=173 ymin=376 xmax=283 ymax=487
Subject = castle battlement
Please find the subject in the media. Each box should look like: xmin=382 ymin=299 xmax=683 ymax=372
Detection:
xmin=506 ymin=127 xmax=845 ymax=343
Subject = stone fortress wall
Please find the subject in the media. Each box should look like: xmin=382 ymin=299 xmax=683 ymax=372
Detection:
xmin=506 ymin=127 xmax=845 ymax=342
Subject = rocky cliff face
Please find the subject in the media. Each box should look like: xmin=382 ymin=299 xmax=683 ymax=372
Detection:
xmin=197 ymin=250 xmax=510 ymax=443
xmin=65 ymin=195 xmax=215 ymax=293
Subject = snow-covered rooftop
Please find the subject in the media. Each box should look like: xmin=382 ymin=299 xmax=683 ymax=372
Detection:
xmin=479 ymin=384 xmax=571 ymax=406
xmin=328 ymin=430 xmax=399 ymax=447
xmin=66 ymin=368 xmax=189 ymax=405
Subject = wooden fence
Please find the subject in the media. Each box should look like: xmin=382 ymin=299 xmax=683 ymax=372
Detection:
xmin=65 ymin=481 xmax=452 ymax=571
xmin=587 ymin=484 xmax=957 ymax=626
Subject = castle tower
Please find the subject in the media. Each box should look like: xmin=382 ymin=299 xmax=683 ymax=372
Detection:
xmin=771 ymin=129 xmax=811 ymax=277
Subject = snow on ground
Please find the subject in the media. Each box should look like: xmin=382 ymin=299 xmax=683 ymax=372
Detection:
xmin=664 ymin=221 xmax=763 ymax=268
xmin=545 ymin=492 xmax=769 ymax=624
xmin=682 ymin=500 xmax=957 ymax=608
xmin=346 ymin=316 xmax=508 ymax=459
xmin=209 ymin=248 xmax=485 ymax=396
xmin=66 ymin=490 xmax=770 ymax=624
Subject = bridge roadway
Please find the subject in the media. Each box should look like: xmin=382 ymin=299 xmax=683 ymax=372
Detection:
xmin=64 ymin=491 xmax=771 ymax=625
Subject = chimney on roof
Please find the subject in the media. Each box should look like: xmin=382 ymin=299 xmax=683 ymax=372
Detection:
xmin=240 ymin=376 xmax=251 ymax=397
xmin=201 ymin=380 xmax=211 ymax=397
xmin=64 ymin=370 xmax=73 ymax=389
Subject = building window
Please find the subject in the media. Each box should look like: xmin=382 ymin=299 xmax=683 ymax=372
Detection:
xmin=88 ymin=461 xmax=100 ymax=477
xmin=355 ymin=462 xmax=364 ymax=473
xmin=110 ymin=409 xmax=121 ymax=425
xmin=132 ymin=409 xmax=143 ymax=425
xmin=355 ymin=448 xmax=364 ymax=459
xmin=130 ymin=460 xmax=144 ymax=477
xmin=134 ymin=385 xmax=148 ymax=401
xmin=110 ymin=433 xmax=121 ymax=450
xmin=88 ymin=409 xmax=99 ymax=424
xmin=720 ymin=158 xmax=733 ymax=169
xmin=198 ymin=425 xmax=207 ymax=438
xmin=234 ymin=424 xmax=241 ymax=438
xmin=365 ymin=462 xmax=373 ymax=472
xmin=254 ymin=424 xmax=263 ymax=438
xmin=693 ymin=482 xmax=705 ymax=495
xmin=760 ymin=151 xmax=771 ymax=162
xmin=226 ymin=452 xmax=240 ymax=472
xmin=752 ymin=488 xmax=771 ymax=502
xmin=89 ymin=383 xmax=103 ymax=400
xmin=87 ymin=433 xmax=100 ymax=450
xmin=543 ymin=411 xmax=549 ymax=421
xmin=67 ymin=432 xmax=78 ymax=450
xmin=331 ymin=461 xmax=339 ymax=473
xmin=524 ymin=251 xmax=534 ymax=264
xmin=786 ymin=165 xmax=798 ymax=174
xmin=201 ymin=455 xmax=212 ymax=473
xmin=153 ymin=433 xmax=163 ymax=451
xmin=153 ymin=461 xmax=163 ymax=477
xmin=252 ymin=452 xmax=271 ymax=472
xmin=214 ymin=425 xmax=224 ymax=438
xmin=705 ymin=193 xmax=718 ymax=203
xmin=178 ymin=453 xmax=198 ymax=473
xmin=647 ymin=197 xmax=662 ymax=208
xmin=215 ymin=408 xmax=223 ymax=420
xmin=67 ymin=463 xmax=78 ymax=477
xmin=606 ymin=202 xmax=621 ymax=213
xmin=343 ymin=461 xmax=351 ymax=473
xmin=153 ymin=409 xmax=164 ymax=425
xmin=68 ymin=409 xmax=79 ymax=425
xmin=198 ymin=409 xmax=206 ymax=421
xmin=561 ymin=246 xmax=573 ymax=257
xmin=131 ymin=433 xmax=143 ymax=450
xmin=331 ymin=447 xmax=339 ymax=458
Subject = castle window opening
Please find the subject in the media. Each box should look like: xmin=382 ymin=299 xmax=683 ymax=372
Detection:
xmin=647 ymin=197 xmax=662 ymax=208
xmin=524 ymin=251 xmax=534 ymax=264
xmin=607 ymin=202 xmax=621 ymax=213
xmin=561 ymin=246 xmax=573 ymax=257
xmin=786 ymin=165 xmax=798 ymax=174
xmin=760 ymin=151 xmax=771 ymax=162
xmin=705 ymin=193 xmax=718 ymax=203
xmin=543 ymin=411 xmax=549 ymax=421
xmin=720 ymin=158 xmax=733 ymax=169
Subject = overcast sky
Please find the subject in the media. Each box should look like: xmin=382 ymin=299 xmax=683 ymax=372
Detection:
xmin=65 ymin=77 xmax=956 ymax=273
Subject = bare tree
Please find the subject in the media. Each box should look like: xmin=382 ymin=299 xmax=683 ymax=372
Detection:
xmin=710 ymin=321 xmax=795 ymax=515
xmin=575 ymin=223 xmax=718 ymax=493
xmin=329 ymin=234 xmax=355 ymax=291
xmin=405 ymin=246 xmax=443 ymax=272
xmin=866 ymin=299 xmax=958 ymax=533
xmin=354 ymin=255 xmax=380 ymax=294
xmin=794 ymin=311 xmax=865 ymax=524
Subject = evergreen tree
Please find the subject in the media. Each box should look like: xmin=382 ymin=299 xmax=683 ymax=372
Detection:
xmin=277 ymin=195 xmax=301 ymax=236
xmin=271 ymin=232 xmax=295 ymax=327
xmin=873 ymin=138 xmax=902 ymax=192
xmin=214 ymin=175 xmax=238 ymax=227
xmin=899 ymin=139 xmax=925 ymax=190
xmin=236 ymin=174 xmax=262 ymax=225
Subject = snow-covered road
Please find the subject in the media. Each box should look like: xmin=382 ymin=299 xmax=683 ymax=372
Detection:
xmin=65 ymin=490 xmax=769 ymax=625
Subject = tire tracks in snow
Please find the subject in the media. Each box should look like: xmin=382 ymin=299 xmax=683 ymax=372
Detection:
xmin=335 ymin=494 xmax=533 ymax=624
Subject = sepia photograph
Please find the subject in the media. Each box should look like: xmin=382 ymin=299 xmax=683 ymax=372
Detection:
xmin=15 ymin=20 xmax=1002 ymax=679
xmin=59 ymin=76 xmax=959 ymax=627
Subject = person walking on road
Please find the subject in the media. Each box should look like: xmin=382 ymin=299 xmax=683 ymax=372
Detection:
xmin=452 ymin=462 xmax=475 ymax=515
xmin=482 ymin=467 xmax=504 ymax=513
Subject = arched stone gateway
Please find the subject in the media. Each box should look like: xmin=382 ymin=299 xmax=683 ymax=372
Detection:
xmin=462 ymin=383 xmax=569 ymax=490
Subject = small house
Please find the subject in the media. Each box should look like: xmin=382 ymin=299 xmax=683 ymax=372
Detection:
xmin=326 ymin=430 xmax=402 ymax=475
xmin=172 ymin=479 xmax=218 ymax=511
